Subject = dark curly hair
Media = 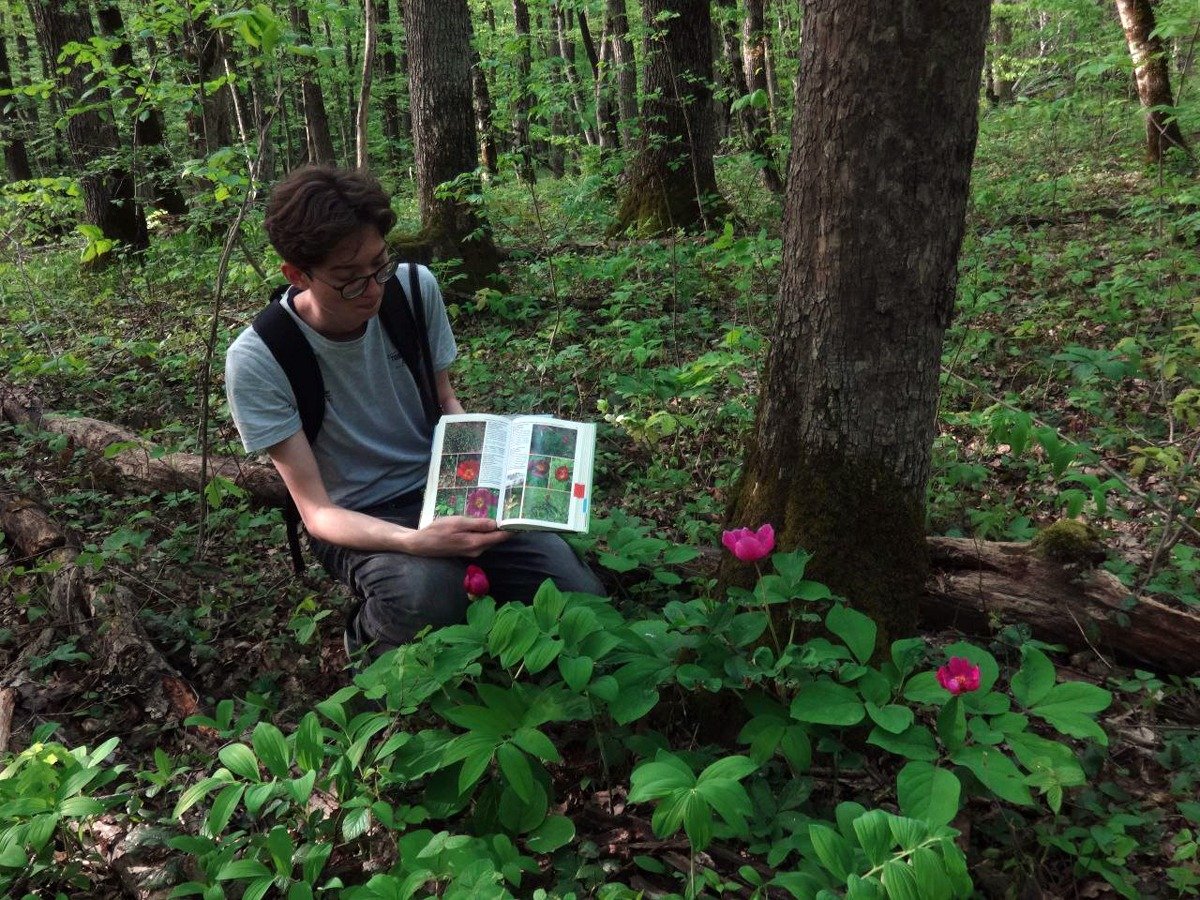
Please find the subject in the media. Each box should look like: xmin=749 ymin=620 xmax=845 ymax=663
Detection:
xmin=264 ymin=166 xmax=397 ymax=269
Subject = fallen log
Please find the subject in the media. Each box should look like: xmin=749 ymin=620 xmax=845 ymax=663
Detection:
xmin=0 ymin=493 xmax=198 ymax=741
xmin=921 ymin=534 xmax=1199 ymax=676
xmin=1 ymin=381 xmax=285 ymax=505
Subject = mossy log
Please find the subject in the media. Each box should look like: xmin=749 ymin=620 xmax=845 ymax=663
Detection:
xmin=0 ymin=381 xmax=285 ymax=506
xmin=0 ymin=494 xmax=197 ymax=733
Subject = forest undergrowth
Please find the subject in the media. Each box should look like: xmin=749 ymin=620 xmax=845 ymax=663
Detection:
xmin=1 ymin=95 xmax=1199 ymax=898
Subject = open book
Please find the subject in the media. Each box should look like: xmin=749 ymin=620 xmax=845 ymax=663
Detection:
xmin=418 ymin=414 xmax=596 ymax=533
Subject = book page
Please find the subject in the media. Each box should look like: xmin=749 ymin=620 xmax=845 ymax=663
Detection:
xmin=418 ymin=414 xmax=511 ymax=528
xmin=499 ymin=418 xmax=595 ymax=532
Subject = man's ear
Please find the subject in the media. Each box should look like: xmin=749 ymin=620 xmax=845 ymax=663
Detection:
xmin=280 ymin=261 xmax=308 ymax=288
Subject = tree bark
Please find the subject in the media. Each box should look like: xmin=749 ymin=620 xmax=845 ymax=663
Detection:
xmin=1114 ymin=0 xmax=1189 ymax=161
xmin=722 ymin=0 xmax=991 ymax=644
xmin=614 ymin=0 xmax=722 ymax=234
xmin=402 ymin=0 xmax=499 ymax=284
xmin=988 ymin=15 xmax=1015 ymax=105
xmin=95 ymin=1 xmax=188 ymax=216
xmin=579 ymin=8 xmax=618 ymax=151
xmin=470 ymin=37 xmax=500 ymax=176
xmin=0 ymin=16 xmax=32 ymax=182
xmin=291 ymin=2 xmax=337 ymax=165
xmin=511 ymin=0 xmax=537 ymax=181
xmin=606 ymin=0 xmax=639 ymax=149
xmin=27 ymin=0 xmax=148 ymax=253
xmin=182 ymin=15 xmax=233 ymax=154
xmin=554 ymin=4 xmax=596 ymax=146
xmin=356 ymin=0 xmax=377 ymax=170
xmin=742 ymin=0 xmax=775 ymax=135
xmin=376 ymin=0 xmax=401 ymax=164
xmin=718 ymin=0 xmax=783 ymax=194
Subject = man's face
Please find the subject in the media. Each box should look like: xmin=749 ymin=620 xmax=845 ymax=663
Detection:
xmin=304 ymin=226 xmax=390 ymax=324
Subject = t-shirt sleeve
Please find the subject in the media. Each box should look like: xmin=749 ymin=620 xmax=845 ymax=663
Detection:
xmin=416 ymin=265 xmax=458 ymax=372
xmin=224 ymin=330 xmax=304 ymax=453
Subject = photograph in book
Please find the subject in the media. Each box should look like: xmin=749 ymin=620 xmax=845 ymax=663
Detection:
xmin=418 ymin=414 xmax=595 ymax=533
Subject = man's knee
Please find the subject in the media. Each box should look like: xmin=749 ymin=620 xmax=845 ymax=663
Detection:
xmin=350 ymin=554 xmax=469 ymax=650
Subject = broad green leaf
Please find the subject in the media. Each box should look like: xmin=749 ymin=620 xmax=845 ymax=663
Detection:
xmin=608 ymin=686 xmax=660 ymax=725
xmin=683 ymin=793 xmax=714 ymax=850
xmin=526 ymin=815 xmax=575 ymax=853
xmin=512 ymin=726 xmax=561 ymax=763
xmin=217 ymin=858 xmax=273 ymax=880
xmin=951 ymin=745 xmax=1033 ymax=806
xmin=779 ymin=726 xmax=813 ymax=772
xmin=937 ymin=696 xmax=966 ymax=750
xmin=1029 ymin=681 xmax=1112 ymax=745
xmin=790 ymin=679 xmax=865 ymax=726
xmin=826 ymin=604 xmax=877 ymax=664
xmin=1011 ymin=646 xmax=1056 ymax=708
xmin=204 ymin=784 xmax=244 ymax=837
xmin=902 ymin=671 xmax=951 ymax=704
xmin=629 ymin=755 xmax=695 ymax=801
xmin=558 ymin=654 xmax=594 ymax=691
xmin=252 ymin=723 xmax=290 ymax=779
xmin=867 ymin=723 xmax=938 ymax=762
xmin=173 ymin=774 xmax=233 ymax=819
xmin=852 ymin=809 xmax=895 ymax=867
xmin=497 ymin=743 xmax=535 ymax=803
xmin=866 ymin=702 xmax=914 ymax=735
xmin=523 ymin=635 xmax=562 ymax=673
xmin=246 ymin=781 xmax=280 ymax=816
xmin=650 ymin=790 xmax=690 ymax=838
xmin=896 ymin=762 xmax=961 ymax=826
xmin=910 ymin=847 xmax=953 ymax=900
xmin=809 ymin=823 xmax=854 ymax=880
xmin=295 ymin=712 xmax=324 ymax=772
xmin=697 ymin=755 xmax=757 ymax=784
xmin=342 ymin=806 xmax=371 ymax=842
xmin=880 ymin=858 xmax=921 ymax=900
xmin=218 ymin=743 xmax=260 ymax=782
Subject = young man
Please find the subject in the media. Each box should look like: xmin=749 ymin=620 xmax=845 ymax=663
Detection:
xmin=225 ymin=166 xmax=603 ymax=657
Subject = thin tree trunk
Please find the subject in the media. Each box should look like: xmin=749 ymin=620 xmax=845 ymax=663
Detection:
xmin=989 ymin=16 xmax=1015 ymax=104
xmin=742 ymin=0 xmax=775 ymax=135
xmin=1115 ymin=0 xmax=1189 ymax=161
xmin=554 ymin=4 xmax=596 ymax=146
xmin=0 ymin=17 xmax=32 ymax=181
xmin=28 ymin=0 xmax=147 ymax=253
xmin=759 ymin=0 xmax=781 ymax=134
xmin=321 ymin=18 xmax=353 ymax=159
xmin=291 ymin=3 xmax=337 ymax=165
xmin=95 ymin=0 xmax=187 ymax=215
xmin=607 ymin=0 xmax=639 ymax=148
xmin=722 ymin=0 xmax=992 ymax=643
xmin=511 ymin=0 xmax=537 ymax=181
xmin=357 ymin=0 xmax=376 ymax=169
xmin=376 ymin=0 xmax=401 ymax=163
xmin=585 ymin=8 xmax=619 ymax=151
xmin=719 ymin=0 xmax=783 ymax=193
xmin=470 ymin=38 xmax=500 ymax=175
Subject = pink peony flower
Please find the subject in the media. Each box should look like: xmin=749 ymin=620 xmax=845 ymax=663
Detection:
xmin=721 ymin=523 xmax=775 ymax=563
xmin=465 ymin=488 xmax=494 ymax=517
xmin=936 ymin=657 xmax=981 ymax=695
xmin=464 ymin=564 xmax=489 ymax=598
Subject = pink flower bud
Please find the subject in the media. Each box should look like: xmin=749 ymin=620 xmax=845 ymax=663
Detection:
xmin=464 ymin=564 xmax=490 ymax=598
xmin=721 ymin=523 xmax=776 ymax=563
xmin=936 ymin=657 xmax=981 ymax=695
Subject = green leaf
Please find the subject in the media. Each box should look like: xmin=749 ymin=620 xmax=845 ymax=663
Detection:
xmin=173 ymin=774 xmax=232 ymax=819
xmin=880 ymin=858 xmax=921 ymax=900
xmin=523 ymin=635 xmax=562 ymax=673
xmin=1011 ymin=646 xmax=1057 ymax=708
xmin=294 ymin=712 xmax=324 ymax=772
xmin=896 ymin=762 xmax=961 ymax=826
xmin=697 ymin=755 xmax=757 ymax=784
xmin=342 ymin=806 xmax=371 ymax=842
xmin=204 ymin=783 xmax=244 ymax=837
xmin=512 ymin=726 xmax=561 ymax=763
xmin=790 ymin=679 xmax=865 ymax=726
xmin=910 ymin=847 xmax=953 ymax=900
xmin=826 ymin=604 xmax=877 ymax=664
xmin=936 ymin=696 xmax=966 ymax=751
xmin=246 ymin=781 xmax=280 ymax=816
xmin=1029 ymin=681 xmax=1112 ymax=745
xmin=902 ymin=671 xmax=951 ymax=704
xmin=217 ymin=858 xmax=273 ymax=880
xmin=809 ymin=823 xmax=854 ymax=880
xmin=629 ymin=755 xmax=695 ymax=801
xmin=852 ymin=809 xmax=895 ymax=867
xmin=497 ymin=743 xmax=535 ymax=803
xmin=951 ymin=745 xmax=1033 ymax=806
xmin=558 ymin=654 xmax=594 ymax=691
xmin=608 ymin=686 xmax=659 ymax=725
xmin=866 ymin=702 xmax=914 ymax=735
xmin=867 ymin=723 xmax=938 ymax=762
xmin=683 ymin=793 xmax=714 ymax=850
xmin=526 ymin=815 xmax=575 ymax=853
xmin=252 ymin=723 xmax=290 ymax=779
xmin=218 ymin=743 xmax=260 ymax=782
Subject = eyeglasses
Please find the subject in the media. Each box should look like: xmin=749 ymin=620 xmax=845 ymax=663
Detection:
xmin=307 ymin=257 xmax=399 ymax=300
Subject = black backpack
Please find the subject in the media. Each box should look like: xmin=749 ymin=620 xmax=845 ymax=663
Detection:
xmin=252 ymin=263 xmax=442 ymax=573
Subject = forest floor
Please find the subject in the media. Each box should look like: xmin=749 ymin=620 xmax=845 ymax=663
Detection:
xmin=1 ymin=98 xmax=1199 ymax=897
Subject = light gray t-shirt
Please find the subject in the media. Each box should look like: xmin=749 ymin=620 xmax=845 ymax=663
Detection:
xmin=224 ymin=264 xmax=457 ymax=510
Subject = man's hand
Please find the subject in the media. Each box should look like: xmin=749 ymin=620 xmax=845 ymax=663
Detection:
xmin=404 ymin=516 xmax=511 ymax=557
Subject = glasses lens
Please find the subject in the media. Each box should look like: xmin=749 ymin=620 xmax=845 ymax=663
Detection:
xmin=341 ymin=278 xmax=368 ymax=300
xmin=375 ymin=258 xmax=400 ymax=285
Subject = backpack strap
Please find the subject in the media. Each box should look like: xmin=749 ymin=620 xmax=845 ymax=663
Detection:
xmin=252 ymin=285 xmax=323 ymax=574
xmin=377 ymin=263 xmax=442 ymax=431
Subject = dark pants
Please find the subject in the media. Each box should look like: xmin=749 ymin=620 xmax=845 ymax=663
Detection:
xmin=310 ymin=494 xmax=604 ymax=657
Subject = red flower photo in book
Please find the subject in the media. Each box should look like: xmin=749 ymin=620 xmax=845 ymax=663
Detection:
xmin=555 ymin=464 xmax=571 ymax=482
xmin=456 ymin=457 xmax=481 ymax=482
xmin=465 ymin=487 xmax=499 ymax=518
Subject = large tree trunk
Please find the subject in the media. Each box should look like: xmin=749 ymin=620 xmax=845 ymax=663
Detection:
xmin=291 ymin=3 xmax=337 ymax=165
xmin=1114 ymin=0 xmax=1189 ymax=161
xmin=402 ymin=0 xmax=499 ymax=284
xmin=28 ymin=0 xmax=148 ymax=254
xmin=722 ymin=0 xmax=991 ymax=643
xmin=718 ymin=0 xmax=783 ymax=194
xmin=95 ymin=1 xmax=188 ymax=216
xmin=0 ymin=19 xmax=33 ymax=182
xmin=607 ymin=0 xmax=639 ymax=150
xmin=613 ymin=0 xmax=722 ymax=234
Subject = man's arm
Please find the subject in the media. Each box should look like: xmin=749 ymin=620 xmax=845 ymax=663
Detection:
xmin=437 ymin=368 xmax=464 ymax=415
xmin=267 ymin=430 xmax=508 ymax=556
